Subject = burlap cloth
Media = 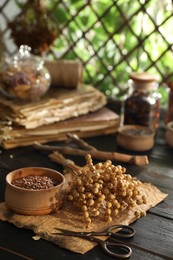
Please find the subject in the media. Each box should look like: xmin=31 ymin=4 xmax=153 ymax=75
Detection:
xmin=0 ymin=182 xmax=167 ymax=254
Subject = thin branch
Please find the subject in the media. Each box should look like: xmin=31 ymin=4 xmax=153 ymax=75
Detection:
xmin=66 ymin=133 xmax=97 ymax=151
xmin=34 ymin=142 xmax=149 ymax=166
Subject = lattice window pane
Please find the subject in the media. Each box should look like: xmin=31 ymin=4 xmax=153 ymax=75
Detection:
xmin=0 ymin=0 xmax=173 ymax=101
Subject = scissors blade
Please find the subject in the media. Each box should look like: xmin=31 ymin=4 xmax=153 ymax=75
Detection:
xmin=53 ymin=228 xmax=93 ymax=237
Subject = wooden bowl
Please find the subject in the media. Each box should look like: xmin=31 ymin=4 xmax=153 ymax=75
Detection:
xmin=5 ymin=167 xmax=65 ymax=215
xmin=116 ymin=125 xmax=155 ymax=151
xmin=165 ymin=121 xmax=173 ymax=148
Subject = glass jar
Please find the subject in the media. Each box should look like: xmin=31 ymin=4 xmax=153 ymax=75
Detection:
xmin=166 ymin=82 xmax=173 ymax=123
xmin=124 ymin=72 xmax=160 ymax=129
xmin=0 ymin=45 xmax=51 ymax=101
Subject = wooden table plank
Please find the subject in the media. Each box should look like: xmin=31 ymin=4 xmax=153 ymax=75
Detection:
xmin=0 ymin=127 xmax=173 ymax=260
xmin=130 ymin=214 xmax=173 ymax=259
xmin=136 ymin=164 xmax=173 ymax=190
xmin=0 ymin=221 xmax=170 ymax=260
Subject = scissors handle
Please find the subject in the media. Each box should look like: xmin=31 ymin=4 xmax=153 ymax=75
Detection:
xmin=106 ymin=224 xmax=135 ymax=238
xmin=97 ymin=238 xmax=132 ymax=259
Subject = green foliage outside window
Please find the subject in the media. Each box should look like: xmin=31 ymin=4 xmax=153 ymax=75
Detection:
xmin=17 ymin=0 xmax=173 ymax=104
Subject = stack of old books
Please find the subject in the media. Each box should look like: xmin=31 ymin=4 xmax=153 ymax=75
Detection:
xmin=0 ymin=83 xmax=119 ymax=149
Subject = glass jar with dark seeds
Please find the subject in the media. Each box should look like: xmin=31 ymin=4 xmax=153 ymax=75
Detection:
xmin=124 ymin=72 xmax=161 ymax=129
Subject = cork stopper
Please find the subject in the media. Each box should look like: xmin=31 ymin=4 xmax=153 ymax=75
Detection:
xmin=129 ymin=72 xmax=158 ymax=90
xmin=130 ymin=72 xmax=158 ymax=83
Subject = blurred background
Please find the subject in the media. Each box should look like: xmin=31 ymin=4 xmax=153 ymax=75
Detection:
xmin=0 ymin=0 xmax=173 ymax=105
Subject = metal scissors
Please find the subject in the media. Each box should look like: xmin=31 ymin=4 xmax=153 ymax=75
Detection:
xmin=53 ymin=224 xmax=135 ymax=259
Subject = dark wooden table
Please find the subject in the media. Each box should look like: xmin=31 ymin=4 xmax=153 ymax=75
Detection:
xmin=0 ymin=125 xmax=173 ymax=260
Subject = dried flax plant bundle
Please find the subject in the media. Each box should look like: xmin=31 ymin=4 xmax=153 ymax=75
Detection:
xmin=64 ymin=154 xmax=147 ymax=227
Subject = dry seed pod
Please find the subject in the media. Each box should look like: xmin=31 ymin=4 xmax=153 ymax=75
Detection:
xmin=67 ymin=154 xmax=147 ymax=227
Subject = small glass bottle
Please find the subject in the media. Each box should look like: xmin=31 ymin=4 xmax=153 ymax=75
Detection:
xmin=124 ymin=72 xmax=160 ymax=129
xmin=166 ymin=82 xmax=173 ymax=123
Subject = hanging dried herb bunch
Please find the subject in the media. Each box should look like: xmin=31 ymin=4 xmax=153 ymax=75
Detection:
xmin=8 ymin=0 xmax=58 ymax=55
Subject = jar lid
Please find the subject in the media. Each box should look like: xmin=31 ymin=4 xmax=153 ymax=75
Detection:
xmin=7 ymin=45 xmax=44 ymax=70
xmin=130 ymin=72 xmax=158 ymax=83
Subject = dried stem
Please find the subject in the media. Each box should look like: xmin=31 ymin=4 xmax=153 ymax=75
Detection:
xmin=48 ymin=151 xmax=81 ymax=175
xmin=34 ymin=142 xmax=149 ymax=165
xmin=66 ymin=133 xmax=96 ymax=151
